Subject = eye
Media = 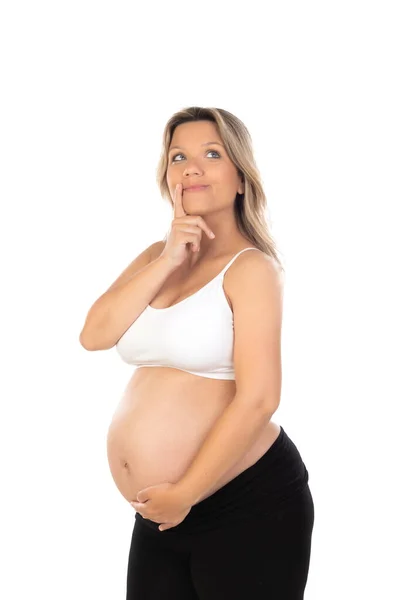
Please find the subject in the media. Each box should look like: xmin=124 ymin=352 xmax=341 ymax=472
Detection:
xmin=170 ymin=150 xmax=221 ymax=163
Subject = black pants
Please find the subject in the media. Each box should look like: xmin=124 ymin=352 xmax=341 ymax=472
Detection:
xmin=126 ymin=426 xmax=314 ymax=599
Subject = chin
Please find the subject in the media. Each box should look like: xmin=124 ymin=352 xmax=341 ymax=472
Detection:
xmin=186 ymin=207 xmax=207 ymax=214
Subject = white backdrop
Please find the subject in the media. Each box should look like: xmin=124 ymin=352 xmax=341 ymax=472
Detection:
xmin=1 ymin=1 xmax=399 ymax=598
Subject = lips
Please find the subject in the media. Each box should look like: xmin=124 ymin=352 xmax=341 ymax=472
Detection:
xmin=184 ymin=185 xmax=209 ymax=191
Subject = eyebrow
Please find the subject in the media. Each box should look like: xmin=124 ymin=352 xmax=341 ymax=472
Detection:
xmin=168 ymin=141 xmax=224 ymax=152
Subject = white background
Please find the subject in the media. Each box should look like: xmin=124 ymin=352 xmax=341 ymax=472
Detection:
xmin=1 ymin=1 xmax=399 ymax=598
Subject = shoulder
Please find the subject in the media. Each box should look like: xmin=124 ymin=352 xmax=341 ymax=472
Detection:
xmin=224 ymin=247 xmax=284 ymax=309
xmin=227 ymin=246 xmax=282 ymax=280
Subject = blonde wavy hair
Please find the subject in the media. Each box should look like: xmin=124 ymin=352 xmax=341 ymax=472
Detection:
xmin=156 ymin=106 xmax=285 ymax=273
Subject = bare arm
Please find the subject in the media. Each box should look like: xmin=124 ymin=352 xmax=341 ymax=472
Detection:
xmin=79 ymin=242 xmax=177 ymax=351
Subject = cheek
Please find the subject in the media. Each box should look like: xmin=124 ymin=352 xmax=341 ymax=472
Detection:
xmin=166 ymin=172 xmax=175 ymax=193
xmin=215 ymin=163 xmax=233 ymax=179
xmin=166 ymin=166 xmax=180 ymax=183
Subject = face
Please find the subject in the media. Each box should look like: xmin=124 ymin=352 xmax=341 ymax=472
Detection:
xmin=166 ymin=120 xmax=244 ymax=215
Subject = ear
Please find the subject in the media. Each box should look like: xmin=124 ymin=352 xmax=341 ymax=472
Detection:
xmin=238 ymin=177 xmax=245 ymax=195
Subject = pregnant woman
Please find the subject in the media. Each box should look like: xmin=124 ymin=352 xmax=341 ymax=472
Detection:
xmin=79 ymin=106 xmax=315 ymax=599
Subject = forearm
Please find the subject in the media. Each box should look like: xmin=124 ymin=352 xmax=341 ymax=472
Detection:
xmin=79 ymin=255 xmax=177 ymax=350
xmin=175 ymin=398 xmax=274 ymax=507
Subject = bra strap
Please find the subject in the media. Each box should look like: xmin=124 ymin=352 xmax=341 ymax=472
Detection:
xmin=219 ymin=247 xmax=260 ymax=277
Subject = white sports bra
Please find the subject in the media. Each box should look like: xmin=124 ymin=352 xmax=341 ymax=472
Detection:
xmin=115 ymin=247 xmax=260 ymax=380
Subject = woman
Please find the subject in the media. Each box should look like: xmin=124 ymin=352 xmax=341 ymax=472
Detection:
xmin=80 ymin=106 xmax=314 ymax=599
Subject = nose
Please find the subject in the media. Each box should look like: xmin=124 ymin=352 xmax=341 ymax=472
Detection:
xmin=183 ymin=159 xmax=204 ymax=177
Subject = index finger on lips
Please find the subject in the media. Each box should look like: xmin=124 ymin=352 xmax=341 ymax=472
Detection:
xmin=173 ymin=183 xmax=186 ymax=218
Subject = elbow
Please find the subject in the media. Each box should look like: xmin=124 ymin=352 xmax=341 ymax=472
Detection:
xmin=79 ymin=330 xmax=97 ymax=351
xmin=79 ymin=334 xmax=91 ymax=351
xmin=234 ymin=392 xmax=280 ymax=417
xmin=256 ymin=402 xmax=279 ymax=420
xmin=79 ymin=330 xmax=116 ymax=351
xmin=261 ymin=396 xmax=280 ymax=417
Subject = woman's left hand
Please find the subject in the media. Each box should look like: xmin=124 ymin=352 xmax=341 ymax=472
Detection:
xmin=130 ymin=482 xmax=192 ymax=531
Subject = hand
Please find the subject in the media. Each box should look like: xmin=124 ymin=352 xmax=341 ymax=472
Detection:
xmin=130 ymin=482 xmax=192 ymax=531
xmin=160 ymin=183 xmax=216 ymax=268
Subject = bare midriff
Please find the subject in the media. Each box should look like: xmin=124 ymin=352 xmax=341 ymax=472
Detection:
xmin=106 ymin=366 xmax=281 ymax=506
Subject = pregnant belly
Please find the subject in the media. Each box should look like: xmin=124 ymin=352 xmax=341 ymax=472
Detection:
xmin=106 ymin=367 xmax=238 ymax=505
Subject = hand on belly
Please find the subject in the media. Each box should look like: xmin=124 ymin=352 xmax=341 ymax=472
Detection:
xmin=130 ymin=482 xmax=193 ymax=530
